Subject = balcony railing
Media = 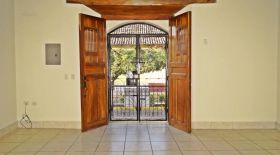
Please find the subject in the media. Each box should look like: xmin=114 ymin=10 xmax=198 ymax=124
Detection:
xmin=110 ymin=85 xmax=167 ymax=121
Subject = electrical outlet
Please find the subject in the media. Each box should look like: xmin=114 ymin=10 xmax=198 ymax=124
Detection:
xmin=64 ymin=74 xmax=69 ymax=80
xmin=32 ymin=102 xmax=37 ymax=106
xmin=24 ymin=101 xmax=29 ymax=106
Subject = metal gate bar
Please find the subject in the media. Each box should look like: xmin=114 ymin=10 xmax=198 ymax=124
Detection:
xmin=111 ymin=85 xmax=167 ymax=121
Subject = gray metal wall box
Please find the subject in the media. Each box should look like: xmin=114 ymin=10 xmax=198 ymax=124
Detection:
xmin=45 ymin=43 xmax=61 ymax=65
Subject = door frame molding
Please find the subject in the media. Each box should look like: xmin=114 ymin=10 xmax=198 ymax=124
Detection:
xmin=107 ymin=22 xmax=169 ymax=121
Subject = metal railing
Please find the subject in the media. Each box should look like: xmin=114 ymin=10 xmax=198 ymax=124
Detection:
xmin=110 ymin=85 xmax=167 ymax=121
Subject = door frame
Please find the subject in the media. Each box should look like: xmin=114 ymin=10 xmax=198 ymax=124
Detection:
xmin=107 ymin=22 xmax=169 ymax=121
xmin=79 ymin=15 xmax=192 ymax=132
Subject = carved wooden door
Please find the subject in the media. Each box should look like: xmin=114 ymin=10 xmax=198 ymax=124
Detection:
xmin=80 ymin=14 xmax=108 ymax=131
xmin=168 ymin=12 xmax=192 ymax=133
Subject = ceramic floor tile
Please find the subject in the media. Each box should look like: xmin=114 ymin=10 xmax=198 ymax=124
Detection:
xmin=0 ymin=142 xmax=20 ymax=153
xmin=124 ymin=151 xmax=153 ymax=155
xmin=66 ymin=152 xmax=94 ymax=155
xmin=220 ymin=133 xmax=247 ymax=141
xmin=150 ymin=134 xmax=174 ymax=142
xmin=96 ymin=142 xmax=125 ymax=152
xmin=51 ymin=134 xmax=79 ymax=142
xmin=228 ymin=141 xmax=262 ymax=150
xmin=6 ymin=152 xmax=35 ymax=155
xmin=177 ymin=141 xmax=206 ymax=151
xmin=254 ymin=140 xmax=280 ymax=150
xmin=173 ymin=134 xmax=199 ymax=142
xmin=240 ymin=133 xmax=272 ymax=141
xmin=77 ymin=135 xmax=103 ymax=142
xmin=94 ymin=152 xmax=123 ymax=155
xmin=101 ymin=135 xmax=126 ymax=142
xmin=196 ymin=133 xmax=223 ymax=141
xmin=58 ymin=129 xmax=81 ymax=135
xmin=240 ymin=150 xmax=271 ymax=155
xmin=202 ymin=141 xmax=235 ymax=151
xmin=13 ymin=129 xmax=41 ymax=135
xmin=211 ymin=150 xmax=241 ymax=155
xmin=153 ymin=151 xmax=182 ymax=155
xmin=151 ymin=142 xmax=180 ymax=151
xmin=0 ymin=134 xmax=31 ymax=143
xmin=68 ymin=142 xmax=99 ymax=152
xmin=182 ymin=151 xmax=212 ymax=155
xmin=40 ymin=142 xmax=73 ymax=152
xmin=267 ymin=150 xmax=280 ymax=155
xmin=36 ymin=152 xmax=65 ymax=155
xmin=126 ymin=134 xmax=150 ymax=142
xmin=125 ymin=142 xmax=152 ymax=151
xmin=11 ymin=142 xmax=45 ymax=152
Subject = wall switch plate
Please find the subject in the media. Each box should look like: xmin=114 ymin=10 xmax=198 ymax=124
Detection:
xmin=45 ymin=43 xmax=61 ymax=65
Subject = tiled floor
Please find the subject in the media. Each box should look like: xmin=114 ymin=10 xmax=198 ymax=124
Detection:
xmin=0 ymin=122 xmax=280 ymax=155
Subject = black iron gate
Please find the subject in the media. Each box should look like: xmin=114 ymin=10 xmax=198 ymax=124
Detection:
xmin=108 ymin=23 xmax=168 ymax=121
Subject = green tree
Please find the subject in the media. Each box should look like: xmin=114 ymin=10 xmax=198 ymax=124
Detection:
xmin=110 ymin=47 xmax=166 ymax=83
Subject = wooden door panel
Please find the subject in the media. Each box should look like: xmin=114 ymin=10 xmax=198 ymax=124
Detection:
xmin=168 ymin=12 xmax=191 ymax=133
xmin=80 ymin=14 xmax=108 ymax=132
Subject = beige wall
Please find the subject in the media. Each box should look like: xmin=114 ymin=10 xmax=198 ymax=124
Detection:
xmin=0 ymin=0 xmax=17 ymax=129
xmin=15 ymin=0 xmax=279 ymax=127
xmin=15 ymin=0 xmax=100 ymax=124
xmin=178 ymin=0 xmax=279 ymax=123
xmin=277 ymin=1 xmax=280 ymax=124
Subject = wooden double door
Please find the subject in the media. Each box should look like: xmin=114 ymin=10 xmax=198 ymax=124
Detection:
xmin=79 ymin=12 xmax=192 ymax=133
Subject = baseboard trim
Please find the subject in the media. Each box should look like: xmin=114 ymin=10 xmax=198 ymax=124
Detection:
xmin=18 ymin=121 xmax=81 ymax=129
xmin=16 ymin=121 xmax=278 ymax=130
xmin=0 ymin=122 xmax=18 ymax=138
xmin=192 ymin=122 xmax=277 ymax=129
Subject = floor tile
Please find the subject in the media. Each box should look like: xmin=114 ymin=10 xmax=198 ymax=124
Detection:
xmin=6 ymin=152 xmax=35 ymax=155
xmin=13 ymin=129 xmax=41 ymax=135
xmin=66 ymin=152 xmax=94 ymax=155
xmin=124 ymin=151 xmax=153 ymax=155
xmin=94 ymin=152 xmax=123 ymax=155
xmin=182 ymin=151 xmax=212 ymax=155
xmin=150 ymin=134 xmax=174 ymax=142
xmin=211 ymin=150 xmax=241 ymax=155
xmin=173 ymin=134 xmax=199 ymax=142
xmin=126 ymin=134 xmax=150 ymax=142
xmin=254 ymin=140 xmax=280 ymax=149
xmin=0 ymin=142 xmax=20 ymax=153
xmin=40 ymin=141 xmax=73 ymax=152
xmin=240 ymin=150 xmax=271 ymax=155
xmin=151 ymin=142 xmax=179 ymax=151
xmin=1 ymin=124 xmax=280 ymax=155
xmin=11 ymin=142 xmax=45 ymax=152
xmin=36 ymin=152 xmax=65 ymax=155
xmin=96 ymin=142 xmax=125 ymax=152
xmin=153 ymin=151 xmax=182 ymax=155
xmin=101 ymin=135 xmax=126 ymax=142
xmin=125 ymin=142 xmax=152 ymax=151
xmin=68 ymin=142 xmax=99 ymax=152
xmin=267 ymin=150 xmax=280 ymax=155
xmin=177 ymin=141 xmax=206 ymax=151
xmin=228 ymin=141 xmax=262 ymax=150
xmin=202 ymin=140 xmax=235 ymax=150
xmin=0 ymin=134 xmax=31 ymax=143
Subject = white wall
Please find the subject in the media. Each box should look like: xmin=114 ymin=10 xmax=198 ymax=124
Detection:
xmin=0 ymin=0 xmax=17 ymax=129
xmin=15 ymin=0 xmax=100 ymax=125
xmin=177 ymin=0 xmax=279 ymax=123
